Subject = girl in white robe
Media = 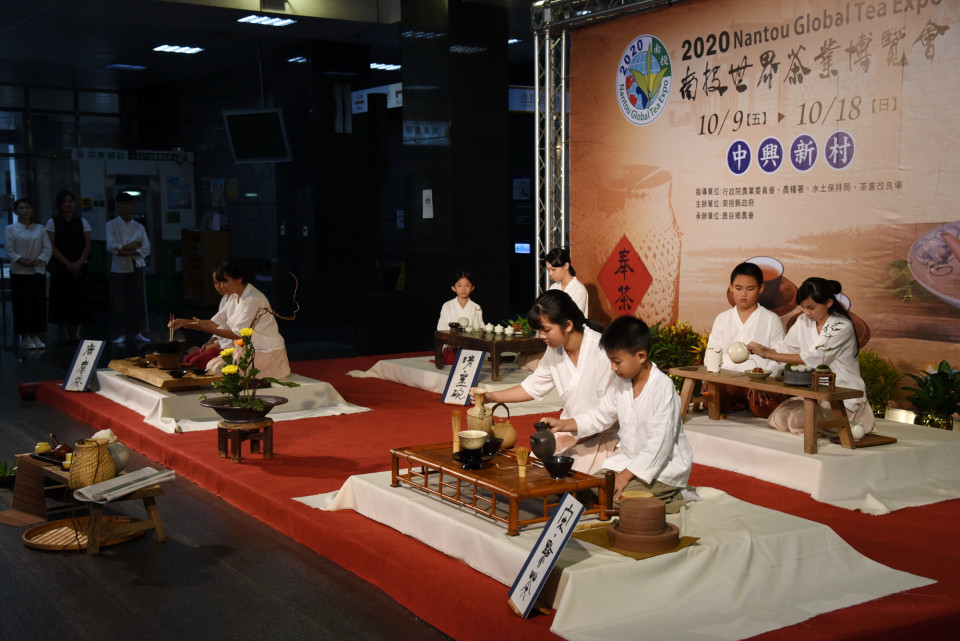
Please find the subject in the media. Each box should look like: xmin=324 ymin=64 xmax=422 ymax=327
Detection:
xmin=544 ymin=247 xmax=589 ymax=316
xmin=748 ymin=277 xmax=874 ymax=435
xmin=471 ymin=289 xmax=618 ymax=474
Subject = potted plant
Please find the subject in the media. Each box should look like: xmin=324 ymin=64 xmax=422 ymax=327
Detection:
xmin=504 ymin=314 xmax=533 ymax=337
xmin=858 ymin=349 xmax=902 ymax=418
xmin=200 ymin=327 xmax=299 ymax=423
xmin=648 ymin=320 xmax=708 ymax=392
xmin=902 ymin=360 xmax=960 ymax=430
xmin=0 ymin=460 xmax=16 ymax=489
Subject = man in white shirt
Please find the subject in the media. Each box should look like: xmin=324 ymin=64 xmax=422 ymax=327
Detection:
xmin=107 ymin=192 xmax=151 ymax=343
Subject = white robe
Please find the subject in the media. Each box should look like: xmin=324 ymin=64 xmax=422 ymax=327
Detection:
xmin=549 ymin=276 xmax=589 ymax=316
xmin=520 ymin=326 xmax=618 ymax=473
xmin=105 ymin=217 xmax=150 ymax=272
xmin=572 ymin=364 xmax=692 ymax=488
xmin=437 ymin=297 xmax=483 ymax=330
xmin=707 ymin=305 xmax=784 ymax=372
xmin=770 ymin=313 xmax=873 ymax=433
xmin=5 ymin=222 xmax=52 ymax=275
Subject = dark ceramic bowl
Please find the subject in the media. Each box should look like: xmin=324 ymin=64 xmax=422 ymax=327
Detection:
xmin=448 ymin=322 xmax=460 ymax=330
xmin=542 ymin=455 xmax=574 ymax=479
xmin=168 ymin=369 xmax=188 ymax=378
xmin=483 ymin=437 xmax=503 ymax=456
xmin=192 ymin=368 xmax=208 ymax=376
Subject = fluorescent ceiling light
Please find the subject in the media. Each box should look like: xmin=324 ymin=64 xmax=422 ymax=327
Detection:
xmin=122 ymin=190 xmax=142 ymax=197
xmin=238 ymin=15 xmax=296 ymax=27
xmin=370 ymin=63 xmax=401 ymax=71
xmin=450 ymin=45 xmax=486 ymax=54
xmin=244 ymin=192 xmax=259 ymax=198
xmin=324 ymin=70 xmax=357 ymax=77
xmin=104 ymin=63 xmax=147 ymax=70
xmin=287 ymin=56 xmax=308 ymax=64
xmin=401 ymin=30 xmax=443 ymax=39
xmin=153 ymin=45 xmax=203 ymax=54
xmin=508 ymin=39 xmax=521 ymax=45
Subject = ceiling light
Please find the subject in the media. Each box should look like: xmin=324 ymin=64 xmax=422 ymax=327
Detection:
xmin=104 ymin=63 xmax=147 ymax=70
xmin=323 ymin=70 xmax=357 ymax=77
xmin=238 ymin=15 xmax=296 ymax=27
xmin=401 ymin=30 xmax=444 ymax=39
xmin=370 ymin=63 xmax=401 ymax=71
xmin=508 ymin=39 xmax=521 ymax=45
xmin=153 ymin=45 xmax=203 ymax=54
xmin=122 ymin=190 xmax=142 ymax=197
xmin=287 ymin=56 xmax=308 ymax=64
xmin=450 ymin=45 xmax=486 ymax=54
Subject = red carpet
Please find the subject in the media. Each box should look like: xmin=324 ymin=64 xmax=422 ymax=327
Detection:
xmin=37 ymin=353 xmax=960 ymax=641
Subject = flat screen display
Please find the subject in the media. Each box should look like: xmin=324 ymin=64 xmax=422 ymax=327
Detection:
xmin=222 ymin=108 xmax=291 ymax=163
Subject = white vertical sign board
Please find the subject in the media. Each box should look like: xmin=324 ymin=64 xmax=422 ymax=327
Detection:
xmin=508 ymin=493 xmax=585 ymax=618
xmin=441 ymin=349 xmax=485 ymax=406
xmin=62 ymin=340 xmax=106 ymax=392
xmin=422 ymin=189 xmax=434 ymax=219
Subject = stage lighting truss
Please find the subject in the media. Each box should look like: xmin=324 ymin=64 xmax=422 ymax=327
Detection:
xmin=530 ymin=0 xmax=690 ymax=294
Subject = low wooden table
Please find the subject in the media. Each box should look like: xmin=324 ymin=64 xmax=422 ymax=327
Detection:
xmin=668 ymin=366 xmax=865 ymax=454
xmin=109 ymin=358 xmax=220 ymax=391
xmin=0 ymin=454 xmax=166 ymax=555
xmin=390 ymin=442 xmax=609 ymax=535
xmin=433 ymin=330 xmax=546 ymax=382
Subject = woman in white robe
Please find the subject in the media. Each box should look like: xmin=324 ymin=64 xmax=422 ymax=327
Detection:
xmin=170 ymin=260 xmax=290 ymax=380
xmin=748 ymin=277 xmax=874 ymax=435
xmin=544 ymin=247 xmax=589 ymax=317
xmin=471 ymin=290 xmax=618 ymax=473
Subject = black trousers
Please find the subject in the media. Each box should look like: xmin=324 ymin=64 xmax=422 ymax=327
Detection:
xmin=11 ymin=273 xmax=47 ymax=335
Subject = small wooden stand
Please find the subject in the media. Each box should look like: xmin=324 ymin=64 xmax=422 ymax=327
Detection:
xmin=86 ymin=485 xmax=166 ymax=554
xmin=811 ymin=371 xmax=836 ymax=392
xmin=217 ymin=418 xmax=274 ymax=463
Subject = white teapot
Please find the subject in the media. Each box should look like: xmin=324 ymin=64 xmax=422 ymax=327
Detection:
xmin=727 ymin=341 xmax=750 ymax=364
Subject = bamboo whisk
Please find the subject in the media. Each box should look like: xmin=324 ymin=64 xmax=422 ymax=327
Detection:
xmin=451 ymin=411 xmax=462 ymax=453
xmin=515 ymin=446 xmax=529 ymax=478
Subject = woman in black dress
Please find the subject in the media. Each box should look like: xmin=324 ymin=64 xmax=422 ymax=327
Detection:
xmin=46 ymin=190 xmax=93 ymax=342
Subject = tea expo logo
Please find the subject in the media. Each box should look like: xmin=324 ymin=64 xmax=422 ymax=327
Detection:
xmin=616 ymin=34 xmax=672 ymax=126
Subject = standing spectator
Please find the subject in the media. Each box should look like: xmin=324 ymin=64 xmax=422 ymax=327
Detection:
xmin=46 ymin=190 xmax=92 ymax=343
xmin=5 ymin=198 xmax=52 ymax=349
xmin=107 ymin=192 xmax=151 ymax=343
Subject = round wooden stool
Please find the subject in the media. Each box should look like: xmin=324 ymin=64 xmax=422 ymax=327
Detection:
xmin=217 ymin=418 xmax=274 ymax=463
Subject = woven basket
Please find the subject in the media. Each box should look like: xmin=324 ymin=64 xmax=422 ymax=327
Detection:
xmin=68 ymin=438 xmax=116 ymax=490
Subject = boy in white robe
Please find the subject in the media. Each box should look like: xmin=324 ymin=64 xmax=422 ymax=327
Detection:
xmin=706 ymin=262 xmax=785 ymax=416
xmin=541 ymin=316 xmax=693 ymax=513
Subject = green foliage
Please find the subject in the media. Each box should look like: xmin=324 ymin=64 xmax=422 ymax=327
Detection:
xmin=648 ymin=321 xmax=708 ymax=391
xmin=902 ymin=360 xmax=960 ymax=419
xmin=858 ymin=350 xmax=902 ymax=417
xmin=502 ymin=314 xmax=531 ymax=332
xmin=0 ymin=460 xmax=16 ymax=476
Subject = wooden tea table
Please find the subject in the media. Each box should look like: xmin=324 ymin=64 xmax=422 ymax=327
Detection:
xmin=391 ymin=443 xmax=609 ymax=535
xmin=433 ymin=330 xmax=545 ymax=382
xmin=109 ymin=358 xmax=219 ymax=391
xmin=668 ymin=366 xmax=865 ymax=455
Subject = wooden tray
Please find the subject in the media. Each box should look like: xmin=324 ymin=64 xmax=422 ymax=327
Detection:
xmin=23 ymin=516 xmax=144 ymax=551
xmin=830 ymin=433 xmax=898 ymax=447
xmin=109 ymin=358 xmax=219 ymax=391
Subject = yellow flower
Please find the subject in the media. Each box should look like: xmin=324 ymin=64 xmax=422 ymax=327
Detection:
xmin=220 ymin=347 xmax=234 ymax=357
xmin=221 ymin=364 xmax=239 ymax=375
xmin=240 ymin=327 xmax=254 ymax=337
xmin=235 ymin=338 xmax=245 ymax=347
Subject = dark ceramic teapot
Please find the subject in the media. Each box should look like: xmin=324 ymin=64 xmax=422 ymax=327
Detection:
xmin=529 ymin=421 xmax=556 ymax=460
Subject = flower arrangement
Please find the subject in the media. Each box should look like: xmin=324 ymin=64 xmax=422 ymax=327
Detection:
xmin=902 ymin=360 xmax=960 ymax=429
xmin=209 ymin=327 xmax=298 ymax=410
xmin=648 ymin=320 xmax=709 ymax=391
xmin=503 ymin=314 xmax=532 ymax=336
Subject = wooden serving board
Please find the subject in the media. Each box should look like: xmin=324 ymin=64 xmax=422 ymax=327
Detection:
xmin=108 ymin=359 xmax=219 ymax=391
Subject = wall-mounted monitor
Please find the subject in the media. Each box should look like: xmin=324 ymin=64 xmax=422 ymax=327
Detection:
xmin=222 ymin=108 xmax=292 ymax=163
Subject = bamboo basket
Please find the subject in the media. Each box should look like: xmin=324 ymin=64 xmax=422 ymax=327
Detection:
xmin=68 ymin=438 xmax=116 ymax=490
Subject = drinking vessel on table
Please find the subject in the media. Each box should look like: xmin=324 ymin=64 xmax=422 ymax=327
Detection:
xmin=457 ymin=430 xmax=488 ymax=470
xmin=746 ymin=256 xmax=783 ymax=308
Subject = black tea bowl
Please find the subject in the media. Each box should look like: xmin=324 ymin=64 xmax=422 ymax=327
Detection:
xmin=543 ymin=455 xmax=574 ymax=479
xmin=483 ymin=437 xmax=503 ymax=456
xmin=168 ymin=369 xmax=188 ymax=379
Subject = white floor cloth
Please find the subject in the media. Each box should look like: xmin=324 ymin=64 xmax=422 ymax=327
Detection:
xmin=347 ymin=356 xmax=563 ymax=416
xmin=94 ymin=370 xmax=370 ymax=433
xmin=296 ymin=472 xmax=933 ymax=641
xmin=684 ymin=413 xmax=960 ymax=515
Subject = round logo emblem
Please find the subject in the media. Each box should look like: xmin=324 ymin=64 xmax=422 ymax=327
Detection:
xmin=616 ymin=34 xmax=672 ymax=126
